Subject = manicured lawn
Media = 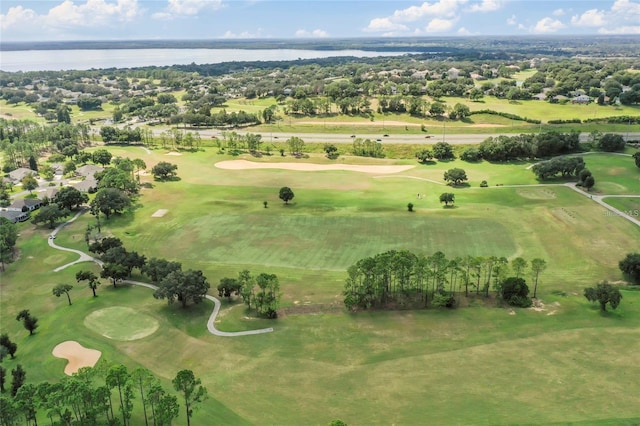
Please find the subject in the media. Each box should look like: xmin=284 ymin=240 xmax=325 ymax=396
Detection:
xmin=3 ymin=146 xmax=640 ymax=425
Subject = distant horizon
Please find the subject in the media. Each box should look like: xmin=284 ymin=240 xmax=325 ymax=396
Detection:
xmin=2 ymin=1 xmax=639 ymax=42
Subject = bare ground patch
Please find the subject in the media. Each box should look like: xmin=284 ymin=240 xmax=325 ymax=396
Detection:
xmin=52 ymin=341 xmax=102 ymax=375
xmin=152 ymin=209 xmax=168 ymax=217
xmin=165 ymin=151 xmax=182 ymax=156
xmin=215 ymin=159 xmax=415 ymax=174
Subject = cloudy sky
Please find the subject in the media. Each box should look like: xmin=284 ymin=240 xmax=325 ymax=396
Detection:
xmin=1 ymin=0 xmax=639 ymax=42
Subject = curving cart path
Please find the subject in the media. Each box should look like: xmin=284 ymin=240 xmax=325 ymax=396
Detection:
xmin=48 ymin=209 xmax=273 ymax=337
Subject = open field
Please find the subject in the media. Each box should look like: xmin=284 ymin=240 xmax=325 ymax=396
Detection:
xmin=2 ymin=147 xmax=640 ymax=425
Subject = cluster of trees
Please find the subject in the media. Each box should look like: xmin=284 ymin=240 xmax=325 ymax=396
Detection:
xmin=0 ymin=362 xmax=207 ymax=426
xmin=217 ymin=270 xmax=282 ymax=318
xmin=575 ymin=168 xmax=596 ymax=191
xmin=462 ymin=131 xmax=581 ymax=162
xmin=100 ymin=126 xmax=145 ymax=144
xmin=531 ymin=156 xmax=586 ymax=180
xmin=352 ymin=138 xmax=384 ymax=158
xmin=584 ymin=282 xmax=622 ymax=312
xmin=343 ymin=250 xmax=546 ymax=311
xmin=416 ymin=142 xmax=456 ymax=163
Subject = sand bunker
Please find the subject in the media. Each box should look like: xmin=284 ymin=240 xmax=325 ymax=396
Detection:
xmin=152 ymin=209 xmax=168 ymax=217
xmin=215 ymin=160 xmax=415 ymax=174
xmin=52 ymin=341 xmax=102 ymax=375
xmin=165 ymin=151 xmax=182 ymax=156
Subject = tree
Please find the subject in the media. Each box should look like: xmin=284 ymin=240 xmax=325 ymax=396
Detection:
xmin=217 ymin=277 xmax=242 ymax=301
xmin=15 ymin=310 xmax=38 ymax=335
xmin=500 ymin=277 xmax=531 ymax=307
xmin=407 ymin=202 xmax=414 ymax=212
xmin=154 ymin=269 xmax=210 ymax=308
xmin=279 ymin=186 xmax=294 ymax=204
xmin=432 ymin=142 xmax=455 ymax=160
xmin=151 ymin=161 xmax=178 ymax=180
xmin=443 ymin=168 xmax=467 ymax=185
xmin=0 ymin=366 xmax=5 ymax=393
xmin=32 ymin=203 xmax=71 ymax=229
xmin=324 ymin=143 xmax=339 ymax=159
xmin=92 ymin=149 xmax=113 ymax=166
xmin=619 ymin=253 xmax=640 ymax=284
xmin=132 ymin=158 xmax=147 ymax=183
xmin=583 ymin=175 xmax=595 ymax=191
xmin=21 ymin=174 xmax=38 ymax=194
xmin=10 ymin=364 xmax=26 ymax=397
xmin=0 ymin=217 xmax=18 ymax=271
xmin=439 ymin=192 xmax=455 ymax=206
xmin=238 ymin=269 xmax=255 ymax=309
xmin=142 ymin=258 xmax=182 ymax=283
xmin=286 ymin=136 xmax=305 ymax=155
xmin=14 ymin=383 xmax=38 ymax=425
xmin=633 ymin=152 xmax=640 ymax=169
xmin=101 ymin=262 xmax=129 ymax=287
xmin=253 ymin=273 xmax=281 ymax=318
xmin=91 ymin=188 xmax=131 ymax=219
xmin=53 ymin=284 xmax=74 ymax=305
xmin=511 ymin=257 xmax=528 ymax=279
xmin=54 ymin=186 xmax=88 ymax=210
xmin=596 ymin=133 xmax=626 ymax=152
xmin=415 ymin=149 xmax=433 ymax=163
xmin=172 ymin=369 xmax=207 ymax=426
xmin=106 ymin=365 xmax=133 ymax=426
xmin=56 ymin=105 xmax=71 ymax=123
xmin=0 ymin=334 xmax=17 ymax=359
xmin=530 ymin=258 xmax=547 ymax=298
xmin=584 ymin=282 xmax=622 ymax=312
xmin=76 ymin=270 xmax=101 ymax=296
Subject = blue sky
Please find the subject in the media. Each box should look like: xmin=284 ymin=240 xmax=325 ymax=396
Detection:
xmin=1 ymin=0 xmax=639 ymax=41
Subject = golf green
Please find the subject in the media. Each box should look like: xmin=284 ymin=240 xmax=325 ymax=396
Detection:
xmin=84 ymin=306 xmax=159 ymax=341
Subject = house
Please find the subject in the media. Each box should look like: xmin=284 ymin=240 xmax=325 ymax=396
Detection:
xmin=76 ymin=164 xmax=104 ymax=178
xmin=42 ymin=187 xmax=60 ymax=200
xmin=572 ymin=94 xmax=590 ymax=104
xmin=0 ymin=209 xmax=30 ymax=223
xmin=73 ymin=178 xmax=97 ymax=193
xmin=447 ymin=67 xmax=461 ymax=79
xmin=8 ymin=168 xmax=37 ymax=184
xmin=8 ymin=198 xmax=42 ymax=212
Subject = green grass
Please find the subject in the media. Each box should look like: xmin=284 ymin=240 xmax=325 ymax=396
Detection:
xmin=3 ymin=147 xmax=640 ymax=425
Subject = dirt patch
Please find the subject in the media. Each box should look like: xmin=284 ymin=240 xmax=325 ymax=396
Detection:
xmin=152 ymin=209 xmax=168 ymax=217
xmin=165 ymin=151 xmax=182 ymax=156
xmin=468 ymin=123 xmax=507 ymax=127
xmin=550 ymin=207 xmax=577 ymax=224
xmin=516 ymin=188 xmax=557 ymax=199
xmin=215 ymin=160 xmax=415 ymax=174
xmin=529 ymin=299 xmax=561 ymax=316
xmin=52 ymin=341 xmax=102 ymax=375
xmin=278 ymin=302 xmax=344 ymax=318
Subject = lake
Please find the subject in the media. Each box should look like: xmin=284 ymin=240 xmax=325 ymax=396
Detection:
xmin=0 ymin=48 xmax=412 ymax=72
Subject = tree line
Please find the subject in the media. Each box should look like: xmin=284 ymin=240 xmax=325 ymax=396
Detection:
xmin=343 ymin=250 xmax=547 ymax=311
xmin=0 ymin=362 xmax=206 ymax=426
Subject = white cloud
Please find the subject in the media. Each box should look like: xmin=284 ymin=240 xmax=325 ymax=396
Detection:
xmin=364 ymin=17 xmax=409 ymax=32
xmin=533 ymin=17 xmax=565 ymax=33
xmin=468 ymin=0 xmax=503 ymax=13
xmin=571 ymin=9 xmax=606 ymax=27
xmin=295 ymin=29 xmax=329 ymax=38
xmin=1 ymin=0 xmax=140 ymax=32
xmin=364 ymin=0 xmax=466 ymax=33
xmin=0 ymin=5 xmax=39 ymax=31
xmin=152 ymin=0 xmax=222 ymax=19
xmin=552 ymin=8 xmax=565 ymax=16
xmin=457 ymin=26 xmax=472 ymax=34
xmin=506 ymin=14 xmax=516 ymax=26
xmin=611 ymin=0 xmax=640 ymax=15
xmin=425 ymin=18 xmax=455 ymax=32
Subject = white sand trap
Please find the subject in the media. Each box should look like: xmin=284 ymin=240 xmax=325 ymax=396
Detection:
xmin=52 ymin=341 xmax=102 ymax=375
xmin=165 ymin=151 xmax=182 ymax=156
xmin=152 ymin=209 xmax=168 ymax=217
xmin=215 ymin=160 xmax=415 ymax=174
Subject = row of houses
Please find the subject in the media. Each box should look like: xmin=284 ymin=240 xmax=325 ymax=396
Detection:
xmin=1 ymin=164 xmax=103 ymax=223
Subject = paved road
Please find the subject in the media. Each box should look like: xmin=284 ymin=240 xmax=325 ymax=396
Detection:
xmin=48 ymin=209 xmax=274 ymax=337
xmin=146 ymin=127 xmax=640 ymax=145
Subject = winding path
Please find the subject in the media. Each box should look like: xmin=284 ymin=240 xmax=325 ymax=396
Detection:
xmin=49 ymin=210 xmax=273 ymax=337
